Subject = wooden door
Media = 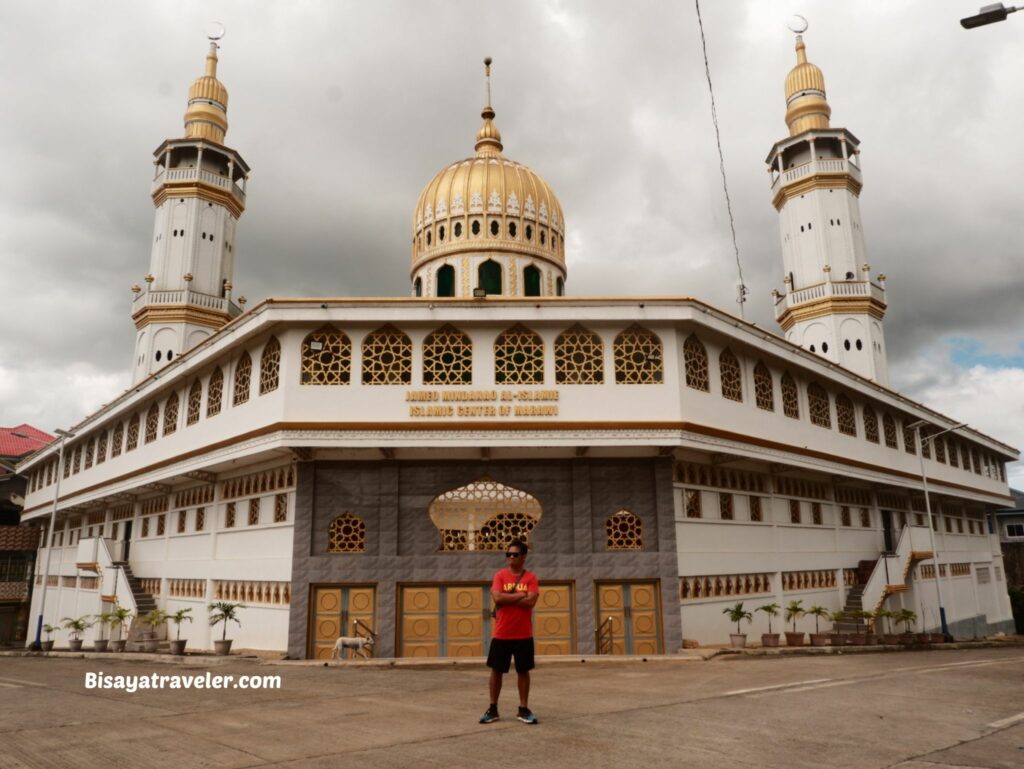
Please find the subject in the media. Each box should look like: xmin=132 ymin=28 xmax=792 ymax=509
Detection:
xmin=595 ymin=581 xmax=662 ymax=655
xmin=309 ymin=585 xmax=377 ymax=660
xmin=399 ymin=584 xmax=491 ymax=658
xmin=400 ymin=585 xmax=442 ymax=657
xmin=534 ymin=583 xmax=575 ymax=655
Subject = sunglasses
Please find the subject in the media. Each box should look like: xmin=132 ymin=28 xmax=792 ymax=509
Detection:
xmin=505 ymin=551 xmax=523 ymax=558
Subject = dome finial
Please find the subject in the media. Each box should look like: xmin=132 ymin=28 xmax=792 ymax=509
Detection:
xmin=475 ymin=56 xmax=503 ymax=156
xmin=782 ymin=22 xmax=831 ymax=136
xmin=184 ymin=25 xmax=230 ymax=142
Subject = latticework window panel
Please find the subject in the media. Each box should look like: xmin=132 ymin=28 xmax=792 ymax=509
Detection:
xmin=781 ymin=373 xmax=800 ymax=418
xmin=789 ymin=499 xmax=801 ymax=524
xmin=749 ymin=495 xmax=763 ymax=522
xmin=207 ymin=368 xmax=224 ymax=417
xmin=935 ymin=437 xmax=946 ymax=463
xmin=921 ymin=434 xmax=931 ymax=459
xmin=719 ymin=348 xmax=743 ymax=402
xmin=361 ymin=325 xmax=412 ymax=385
xmin=754 ymin=361 xmax=773 ymax=411
xmin=494 ymin=324 xmax=544 ymax=384
xmin=163 ymin=393 xmax=179 ymax=436
xmin=187 ymin=381 xmax=202 ymax=425
xmin=428 ymin=476 xmax=542 ymax=551
xmin=260 ymin=337 xmax=281 ymax=394
xmin=883 ymin=413 xmax=898 ymax=448
xmin=841 ymin=506 xmax=851 ymax=526
xmin=614 ymin=325 xmax=663 ymax=384
xmin=145 ymin=404 xmax=159 ymax=443
xmin=863 ymin=405 xmax=879 ymax=443
xmin=807 ymin=383 xmax=831 ymax=428
xmin=948 ymin=439 xmax=959 ymax=468
xmin=719 ymin=493 xmax=734 ymax=520
xmin=554 ymin=324 xmax=603 ymax=384
xmin=84 ymin=438 xmax=94 ymax=470
xmin=96 ymin=431 xmax=107 ymax=465
xmin=274 ymin=494 xmax=288 ymax=523
xmin=811 ymin=502 xmax=823 ymax=525
xmin=902 ymin=423 xmax=916 ymax=454
xmin=328 ymin=513 xmax=367 ymax=552
xmin=196 ymin=507 xmax=205 ymax=531
xmin=248 ymin=498 xmax=260 ymax=526
xmin=860 ymin=508 xmax=871 ymax=527
xmin=301 ymin=326 xmax=351 ymax=385
xmin=111 ymin=421 xmax=124 ymax=457
xmin=836 ymin=394 xmax=856 ymax=436
xmin=422 ymin=324 xmax=472 ymax=385
xmin=224 ymin=502 xmax=236 ymax=528
xmin=233 ymin=352 xmax=252 ymax=406
xmin=682 ymin=334 xmax=708 ymax=391
xmin=684 ymin=489 xmax=702 ymax=518
xmin=606 ymin=510 xmax=643 ymax=550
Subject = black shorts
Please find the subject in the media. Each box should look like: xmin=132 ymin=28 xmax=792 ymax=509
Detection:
xmin=486 ymin=637 xmax=535 ymax=673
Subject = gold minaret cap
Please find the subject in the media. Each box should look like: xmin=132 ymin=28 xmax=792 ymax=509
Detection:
xmin=474 ymin=57 xmax=503 ymax=156
xmin=784 ymin=34 xmax=831 ymax=136
xmin=184 ymin=35 xmax=230 ymax=143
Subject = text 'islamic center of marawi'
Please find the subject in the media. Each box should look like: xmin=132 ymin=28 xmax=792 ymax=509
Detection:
xmin=18 ymin=36 xmax=1017 ymax=656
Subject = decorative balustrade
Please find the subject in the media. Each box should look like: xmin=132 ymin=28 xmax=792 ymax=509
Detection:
xmin=213 ymin=580 xmax=291 ymax=606
xmin=132 ymin=289 xmax=233 ymax=313
xmin=782 ymin=569 xmax=837 ymax=591
xmin=774 ymin=279 xmax=886 ymax=319
xmin=153 ymin=167 xmax=246 ymax=201
xmin=169 ymin=578 xmax=206 ymax=599
xmin=679 ymin=572 xmax=772 ymax=601
xmin=771 ymin=157 xmax=862 ymax=192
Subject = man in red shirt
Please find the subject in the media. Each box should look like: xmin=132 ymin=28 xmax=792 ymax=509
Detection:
xmin=480 ymin=539 xmax=540 ymax=725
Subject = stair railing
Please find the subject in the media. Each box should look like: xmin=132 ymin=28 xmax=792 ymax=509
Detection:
xmin=351 ymin=618 xmax=377 ymax=658
xmin=861 ymin=525 xmax=932 ymax=616
xmin=595 ymin=615 xmax=614 ymax=655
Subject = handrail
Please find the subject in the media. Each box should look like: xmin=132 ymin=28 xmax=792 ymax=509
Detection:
xmin=351 ymin=618 xmax=377 ymax=658
xmin=595 ymin=615 xmax=614 ymax=655
xmin=861 ymin=525 xmax=932 ymax=617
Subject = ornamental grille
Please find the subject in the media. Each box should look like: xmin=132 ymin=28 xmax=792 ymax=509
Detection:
xmin=719 ymin=349 xmax=743 ymax=401
xmin=84 ymin=438 xmax=94 ymax=470
xmin=606 ymin=510 xmax=643 ymax=550
xmin=494 ymin=324 xmax=544 ymax=385
xmin=111 ymin=504 xmax=133 ymax=521
xmin=554 ymin=325 xmax=603 ymax=384
xmin=224 ymin=502 xmax=236 ymax=528
xmin=327 ymin=513 xmax=366 ymax=552
xmin=233 ymin=352 xmax=252 ymax=405
xmin=141 ymin=496 xmax=169 ymax=515
xmin=156 ymin=514 xmax=165 ymax=536
xmin=248 ymin=498 xmax=260 ymax=526
xmin=719 ymin=493 xmax=734 ymax=520
xmin=145 ymin=404 xmax=160 ymax=443
xmin=614 ymin=325 xmax=663 ymax=384
xmin=811 ymin=502 xmax=823 ymax=525
xmin=921 ymin=433 xmax=932 ymax=459
xmin=674 ymin=463 xmax=768 ymax=493
xmin=749 ymin=495 xmax=763 ymax=522
xmin=174 ymin=485 xmax=214 ymax=508
xmin=361 ymin=325 xmax=412 ymax=385
xmin=301 ymin=326 xmax=351 ymax=385
xmin=935 ymin=438 xmax=946 ymax=463
xmin=835 ymin=487 xmax=871 ymax=506
xmin=682 ymin=334 xmax=709 ymax=391
xmin=207 ymin=369 xmax=224 ymax=417
xmin=841 ymin=506 xmax=851 ymax=526
xmin=684 ymin=489 xmax=702 ymax=518
xmin=808 ymin=384 xmax=831 ymax=428
xmin=836 ymin=394 xmax=856 ymax=436
xmin=883 ymin=413 xmax=898 ymax=448
xmin=428 ymin=477 xmax=542 ymax=552
xmin=422 ymin=325 xmax=472 ymax=385
xmin=63 ymin=455 xmax=70 ymax=479
xmin=863 ymin=405 xmax=879 ymax=443
xmin=971 ymin=448 xmax=980 ymax=474
xmin=774 ymin=477 xmax=828 ymax=500
xmin=72 ymin=445 xmax=81 ymax=474
xmin=680 ymin=573 xmax=771 ymax=600
xmin=213 ymin=580 xmax=291 ymax=605
xmin=860 ymin=508 xmax=871 ymax=527
xmin=196 ymin=507 xmax=205 ymax=531
xmin=163 ymin=393 xmax=179 ymax=436
xmin=947 ymin=439 xmax=959 ymax=467
xmin=260 ymin=337 xmax=281 ymax=394
xmin=902 ymin=422 xmax=916 ymax=454
xmin=960 ymin=443 xmax=970 ymax=469
xmin=177 ymin=511 xmax=186 ymax=533
xmin=274 ymin=494 xmax=287 ymax=523
xmin=221 ymin=466 xmax=295 ymax=500
xmin=789 ymin=499 xmax=801 ymax=523
xmin=126 ymin=415 xmax=140 ymax=451
xmin=782 ymin=570 xmax=837 ymax=591
xmin=96 ymin=431 xmax=107 ymax=465
xmin=169 ymin=579 xmax=205 ymax=599
xmin=754 ymin=361 xmax=774 ymax=411
xmin=781 ymin=373 xmax=800 ymax=418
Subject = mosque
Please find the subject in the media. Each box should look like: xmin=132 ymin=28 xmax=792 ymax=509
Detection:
xmin=18 ymin=34 xmax=1017 ymax=657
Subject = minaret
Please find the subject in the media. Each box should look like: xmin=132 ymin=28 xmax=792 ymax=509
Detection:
xmin=766 ymin=32 xmax=889 ymax=386
xmin=131 ymin=32 xmax=250 ymax=383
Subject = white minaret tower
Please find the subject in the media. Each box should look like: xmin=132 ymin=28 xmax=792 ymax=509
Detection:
xmin=131 ymin=28 xmax=250 ymax=384
xmin=766 ymin=29 xmax=889 ymax=386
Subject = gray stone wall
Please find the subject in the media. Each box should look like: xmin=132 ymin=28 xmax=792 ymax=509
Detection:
xmin=288 ymin=457 xmax=680 ymax=658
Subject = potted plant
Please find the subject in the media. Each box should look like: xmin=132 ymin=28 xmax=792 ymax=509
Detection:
xmin=141 ymin=609 xmax=167 ymax=652
xmin=61 ymin=616 xmax=92 ymax=652
xmin=848 ymin=609 xmax=870 ymax=645
xmin=208 ymin=601 xmax=245 ymax=655
xmin=829 ymin=610 xmax=848 ymax=647
xmin=109 ymin=607 xmax=133 ymax=652
xmin=757 ymin=602 xmax=781 ymax=647
xmin=784 ymin=599 xmax=805 ymax=646
xmin=722 ymin=602 xmax=752 ymax=648
xmin=166 ymin=608 xmax=193 ymax=655
xmin=41 ymin=623 xmax=57 ymax=651
xmin=874 ymin=607 xmax=899 ymax=645
xmin=92 ymin=612 xmax=112 ymax=652
xmin=806 ymin=605 xmax=830 ymax=646
xmin=893 ymin=608 xmax=917 ymax=644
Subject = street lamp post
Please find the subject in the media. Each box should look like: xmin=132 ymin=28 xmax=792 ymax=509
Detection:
xmin=961 ymin=3 xmax=1021 ymax=28
xmin=908 ymin=420 xmax=967 ymax=639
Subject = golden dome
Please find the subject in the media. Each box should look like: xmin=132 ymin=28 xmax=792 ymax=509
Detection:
xmin=410 ymin=103 xmax=566 ymax=274
xmin=784 ymin=35 xmax=831 ymax=136
xmin=184 ymin=42 xmax=229 ymax=143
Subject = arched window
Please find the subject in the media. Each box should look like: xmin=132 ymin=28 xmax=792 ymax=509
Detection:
xmin=808 ymin=383 xmax=831 ymax=428
xmin=494 ymin=324 xmax=544 ymax=384
xmin=934 ymin=436 xmax=946 ymax=463
xmin=96 ymin=431 xmax=107 ymax=465
xmin=556 ymin=277 xmax=565 ymax=296
xmin=260 ymin=337 xmax=281 ymax=395
xmin=719 ymin=348 xmax=743 ymax=401
xmin=422 ymin=324 xmax=472 ymax=385
xmin=606 ymin=510 xmax=643 ymax=550
xmin=414 ymin=277 xmax=423 ymax=297
xmin=902 ymin=421 xmax=917 ymax=455
xmin=300 ymin=326 xmax=352 ymax=385
xmin=863 ymin=404 xmax=879 ymax=443
xmin=361 ymin=325 xmax=412 ymax=385
xmin=479 ymin=259 xmax=502 ymax=295
xmin=233 ymin=352 xmax=252 ymax=405
xmin=523 ymin=265 xmax=542 ymax=297
xmin=754 ymin=361 xmax=773 ymax=411
xmin=682 ymin=334 xmax=709 ymax=391
xmin=111 ymin=421 xmax=124 ymax=457
xmin=186 ymin=380 xmax=202 ymax=425
xmin=84 ymin=438 xmax=95 ymax=470
xmin=428 ymin=476 xmax=542 ymax=552
xmin=836 ymin=394 xmax=856 ymax=436
xmin=145 ymin=403 xmax=160 ymax=443
xmin=554 ymin=324 xmax=603 ymax=384
xmin=126 ymin=414 xmax=140 ymax=451
xmin=883 ymin=413 xmax=898 ymax=448
xmin=71 ymin=445 xmax=81 ymax=474
xmin=327 ymin=513 xmax=367 ymax=553
xmin=163 ymin=392 xmax=179 ymax=436
xmin=781 ymin=373 xmax=800 ymax=419
xmin=207 ymin=368 xmax=224 ymax=416
xmin=615 ymin=325 xmax=663 ymax=384
xmin=436 ymin=264 xmax=456 ymax=297
xmin=947 ymin=438 xmax=959 ymax=468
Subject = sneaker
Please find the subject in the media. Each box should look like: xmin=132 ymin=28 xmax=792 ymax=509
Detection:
xmin=479 ymin=704 xmax=500 ymax=724
xmin=517 ymin=707 xmax=539 ymax=725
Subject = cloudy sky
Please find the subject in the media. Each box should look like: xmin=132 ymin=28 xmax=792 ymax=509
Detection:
xmin=1 ymin=1 xmax=1021 ymax=485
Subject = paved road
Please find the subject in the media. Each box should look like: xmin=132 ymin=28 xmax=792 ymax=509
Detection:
xmin=1 ymin=648 xmax=1023 ymax=768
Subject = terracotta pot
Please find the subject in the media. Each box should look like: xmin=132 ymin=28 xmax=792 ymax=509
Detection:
xmin=761 ymin=633 xmax=780 ymax=647
xmin=863 ymin=634 xmax=878 ymax=645
xmin=143 ymin=638 xmax=160 ymax=652
xmin=829 ymin=633 xmax=846 ymax=646
xmin=849 ymin=633 xmax=867 ymax=646
xmin=169 ymin=639 xmax=187 ymax=655
xmin=915 ymin=633 xmax=930 ymax=643
xmin=729 ymin=634 xmax=746 ymax=649
xmin=810 ymin=633 xmax=830 ymax=647
xmin=109 ymin=639 xmax=127 ymax=653
xmin=785 ymin=632 xmax=805 ymax=647
xmin=92 ymin=639 xmax=109 ymax=652
xmin=899 ymin=632 xmax=915 ymax=644
xmin=881 ymin=634 xmax=900 ymax=645
xmin=68 ymin=639 xmax=83 ymax=652
xmin=930 ymin=633 xmax=947 ymax=643
xmin=40 ymin=640 xmax=54 ymax=651
xmin=214 ymin=639 xmax=233 ymax=656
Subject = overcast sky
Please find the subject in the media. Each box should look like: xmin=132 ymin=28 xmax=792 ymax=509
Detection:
xmin=1 ymin=1 xmax=1021 ymax=486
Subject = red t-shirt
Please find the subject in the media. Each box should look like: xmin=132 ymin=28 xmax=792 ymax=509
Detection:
xmin=491 ymin=568 xmax=539 ymax=640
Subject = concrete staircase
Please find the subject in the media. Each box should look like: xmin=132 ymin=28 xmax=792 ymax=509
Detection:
xmin=111 ymin=562 xmax=167 ymax=650
xmin=836 ymin=582 xmax=869 ymax=633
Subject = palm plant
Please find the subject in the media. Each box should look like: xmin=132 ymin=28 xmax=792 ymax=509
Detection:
xmin=42 ymin=623 xmax=57 ymax=642
xmin=61 ymin=616 xmax=92 ymax=641
xmin=94 ymin=612 xmax=115 ymax=640
xmin=806 ymin=605 xmax=829 ymax=634
xmin=893 ymin=608 xmax=917 ymax=633
xmin=830 ymin=609 xmax=847 ymax=630
xmin=142 ymin=609 xmax=167 ymax=634
xmin=757 ymin=602 xmax=781 ymax=634
xmin=874 ymin=607 xmax=894 ymax=636
xmin=110 ymin=606 xmax=133 ymax=642
xmin=208 ymin=602 xmax=245 ymax=642
xmin=785 ymin=599 xmax=805 ymax=633
xmin=167 ymin=608 xmax=193 ymax=641
xmin=722 ymin=602 xmax=753 ymax=635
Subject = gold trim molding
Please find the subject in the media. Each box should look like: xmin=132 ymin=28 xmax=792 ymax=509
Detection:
xmin=778 ymin=296 xmax=887 ymax=331
xmin=152 ymin=184 xmax=245 ymax=218
xmin=133 ymin=305 xmax=230 ymax=331
xmin=773 ymin=174 xmax=862 ymax=211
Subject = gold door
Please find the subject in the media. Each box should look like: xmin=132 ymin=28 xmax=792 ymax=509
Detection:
xmin=401 ymin=586 xmax=441 ymax=657
xmin=310 ymin=585 xmax=377 ymax=660
xmin=595 ymin=581 xmax=662 ymax=655
xmin=534 ymin=583 xmax=575 ymax=655
xmin=596 ymin=583 xmax=628 ymax=655
xmin=446 ymin=586 xmax=486 ymax=657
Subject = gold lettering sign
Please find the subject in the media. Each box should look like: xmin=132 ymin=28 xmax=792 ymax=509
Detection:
xmin=405 ymin=389 xmax=560 ymax=418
